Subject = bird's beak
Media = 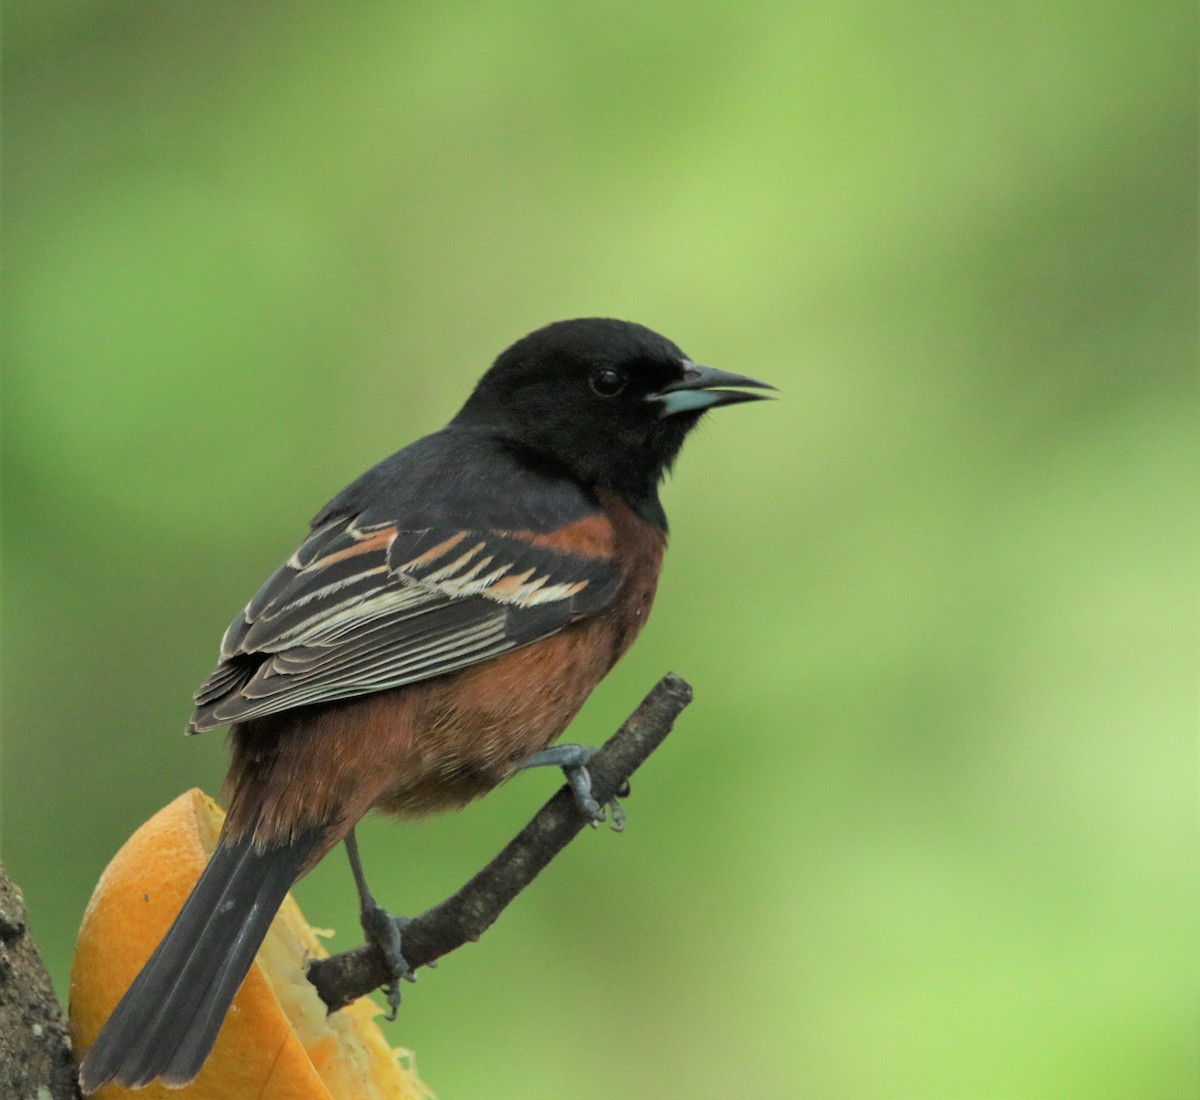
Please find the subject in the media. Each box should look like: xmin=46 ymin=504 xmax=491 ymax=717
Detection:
xmin=648 ymin=361 xmax=777 ymax=418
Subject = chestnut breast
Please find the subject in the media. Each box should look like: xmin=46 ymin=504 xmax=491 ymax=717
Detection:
xmin=375 ymin=493 xmax=666 ymax=816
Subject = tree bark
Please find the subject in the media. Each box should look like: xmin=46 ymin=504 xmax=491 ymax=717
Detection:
xmin=0 ymin=859 xmax=82 ymax=1099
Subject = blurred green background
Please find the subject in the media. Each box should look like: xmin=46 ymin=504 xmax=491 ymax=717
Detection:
xmin=3 ymin=3 xmax=1195 ymax=1098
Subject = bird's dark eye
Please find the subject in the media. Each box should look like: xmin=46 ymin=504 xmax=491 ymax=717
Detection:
xmin=589 ymin=368 xmax=627 ymax=397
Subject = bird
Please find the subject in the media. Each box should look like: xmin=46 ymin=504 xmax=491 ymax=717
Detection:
xmin=78 ymin=317 xmax=773 ymax=1092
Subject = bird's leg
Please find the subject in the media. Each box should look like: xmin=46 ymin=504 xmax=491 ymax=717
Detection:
xmin=344 ymin=827 xmax=415 ymax=1019
xmin=521 ymin=743 xmax=627 ymax=831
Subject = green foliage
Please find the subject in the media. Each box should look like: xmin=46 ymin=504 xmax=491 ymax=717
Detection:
xmin=3 ymin=3 xmax=1194 ymax=1097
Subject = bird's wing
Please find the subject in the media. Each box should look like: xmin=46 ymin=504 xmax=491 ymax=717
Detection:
xmin=188 ymin=513 xmax=621 ymax=731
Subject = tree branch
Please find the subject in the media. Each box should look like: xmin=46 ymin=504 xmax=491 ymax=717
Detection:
xmin=307 ymin=672 xmax=693 ymax=1012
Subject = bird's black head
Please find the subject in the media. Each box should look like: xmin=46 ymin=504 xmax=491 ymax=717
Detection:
xmin=454 ymin=318 xmax=773 ymax=521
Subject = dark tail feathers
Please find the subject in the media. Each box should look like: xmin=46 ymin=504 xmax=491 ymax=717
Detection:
xmin=78 ymin=827 xmax=322 ymax=1092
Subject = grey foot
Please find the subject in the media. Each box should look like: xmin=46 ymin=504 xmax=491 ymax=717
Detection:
xmin=522 ymin=744 xmax=628 ymax=830
xmin=359 ymin=904 xmax=415 ymax=1020
xmin=345 ymin=827 xmax=419 ymax=1019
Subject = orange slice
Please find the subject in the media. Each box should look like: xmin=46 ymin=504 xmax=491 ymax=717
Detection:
xmin=69 ymin=788 xmax=431 ymax=1099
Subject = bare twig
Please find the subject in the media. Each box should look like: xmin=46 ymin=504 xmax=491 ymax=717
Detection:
xmin=307 ymin=672 xmax=693 ymax=1012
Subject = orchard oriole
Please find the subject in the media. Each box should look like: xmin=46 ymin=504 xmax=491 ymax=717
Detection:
xmin=79 ymin=317 xmax=772 ymax=1091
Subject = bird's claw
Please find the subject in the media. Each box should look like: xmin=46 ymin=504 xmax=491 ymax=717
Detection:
xmin=566 ymin=759 xmax=629 ymax=832
xmin=522 ymin=743 xmax=629 ymax=829
xmin=586 ymin=794 xmax=627 ymax=832
xmin=563 ymin=759 xmax=602 ymax=821
xmin=359 ymin=904 xmax=414 ymax=1019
